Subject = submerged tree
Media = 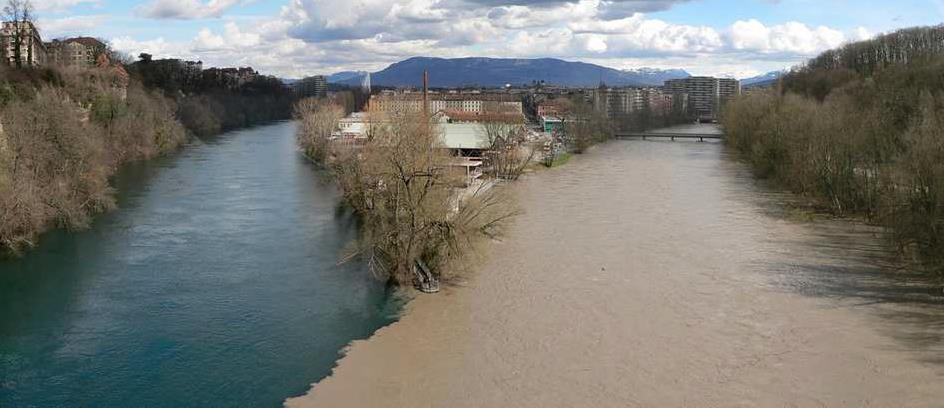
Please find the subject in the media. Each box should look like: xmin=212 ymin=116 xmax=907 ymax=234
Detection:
xmin=295 ymin=103 xmax=518 ymax=286
xmin=478 ymin=106 xmax=535 ymax=180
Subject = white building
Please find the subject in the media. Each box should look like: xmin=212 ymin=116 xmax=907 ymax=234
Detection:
xmin=1 ymin=21 xmax=45 ymax=66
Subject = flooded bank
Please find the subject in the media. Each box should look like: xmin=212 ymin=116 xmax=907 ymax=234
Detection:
xmin=287 ymin=132 xmax=944 ymax=407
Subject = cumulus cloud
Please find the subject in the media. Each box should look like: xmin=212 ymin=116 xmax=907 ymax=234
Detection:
xmin=193 ymin=22 xmax=261 ymax=51
xmin=109 ymin=0 xmax=863 ymax=79
xmin=728 ymin=19 xmax=845 ymax=55
xmin=111 ymin=36 xmax=192 ymax=59
xmin=136 ymin=0 xmax=243 ymax=20
xmin=37 ymin=15 xmax=107 ymax=39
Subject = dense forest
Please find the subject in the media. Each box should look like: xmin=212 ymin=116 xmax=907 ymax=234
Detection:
xmin=722 ymin=25 xmax=944 ymax=271
xmin=0 ymin=65 xmax=187 ymax=254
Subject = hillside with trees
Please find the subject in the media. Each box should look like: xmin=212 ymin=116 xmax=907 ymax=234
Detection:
xmin=0 ymin=65 xmax=187 ymax=254
xmin=722 ymin=25 xmax=944 ymax=272
xmin=129 ymin=54 xmax=295 ymax=136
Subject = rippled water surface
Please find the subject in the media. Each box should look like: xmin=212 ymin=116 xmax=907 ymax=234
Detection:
xmin=0 ymin=122 xmax=397 ymax=407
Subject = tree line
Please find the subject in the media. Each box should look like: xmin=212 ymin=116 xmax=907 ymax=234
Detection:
xmin=722 ymin=25 xmax=944 ymax=272
xmin=129 ymin=55 xmax=296 ymax=137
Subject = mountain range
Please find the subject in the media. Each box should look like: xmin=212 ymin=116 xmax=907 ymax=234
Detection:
xmin=740 ymin=70 xmax=786 ymax=88
xmin=331 ymin=57 xmax=690 ymax=88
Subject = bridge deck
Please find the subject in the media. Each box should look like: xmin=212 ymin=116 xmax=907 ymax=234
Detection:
xmin=614 ymin=132 xmax=723 ymax=141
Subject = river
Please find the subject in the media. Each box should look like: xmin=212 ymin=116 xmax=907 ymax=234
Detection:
xmin=0 ymin=122 xmax=398 ymax=407
xmin=289 ymin=126 xmax=944 ymax=407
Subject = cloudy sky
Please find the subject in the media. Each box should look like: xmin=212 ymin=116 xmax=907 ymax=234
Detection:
xmin=35 ymin=0 xmax=944 ymax=79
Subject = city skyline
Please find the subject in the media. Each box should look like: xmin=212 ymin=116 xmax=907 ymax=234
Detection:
xmin=32 ymin=0 xmax=944 ymax=79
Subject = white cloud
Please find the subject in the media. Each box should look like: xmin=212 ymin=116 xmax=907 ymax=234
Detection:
xmin=728 ymin=19 xmax=845 ymax=55
xmin=853 ymin=26 xmax=872 ymax=41
xmin=32 ymin=0 xmax=100 ymax=12
xmin=107 ymin=0 xmax=864 ymax=79
xmin=111 ymin=36 xmax=194 ymax=60
xmin=37 ymin=15 xmax=107 ymax=39
xmin=193 ymin=22 xmax=261 ymax=51
xmin=136 ymin=0 xmax=243 ymax=20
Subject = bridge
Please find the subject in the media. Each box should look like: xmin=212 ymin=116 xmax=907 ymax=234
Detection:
xmin=614 ymin=132 xmax=723 ymax=142
xmin=613 ymin=124 xmax=724 ymax=142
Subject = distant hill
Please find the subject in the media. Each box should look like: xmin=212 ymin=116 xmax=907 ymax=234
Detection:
xmin=328 ymin=71 xmax=368 ymax=83
xmin=332 ymin=57 xmax=689 ymax=88
xmin=741 ymin=70 xmax=785 ymax=88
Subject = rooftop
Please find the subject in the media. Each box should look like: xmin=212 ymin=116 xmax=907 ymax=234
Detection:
xmin=439 ymin=123 xmax=491 ymax=150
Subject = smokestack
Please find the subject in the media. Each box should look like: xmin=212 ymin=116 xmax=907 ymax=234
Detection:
xmin=423 ymin=70 xmax=429 ymax=117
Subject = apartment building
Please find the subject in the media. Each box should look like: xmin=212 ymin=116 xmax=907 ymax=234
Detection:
xmin=664 ymin=76 xmax=740 ymax=121
xmin=45 ymin=37 xmax=107 ymax=67
xmin=295 ymin=75 xmax=327 ymax=98
xmin=1 ymin=21 xmax=45 ymax=66
xmin=590 ymin=87 xmax=671 ymax=118
xmin=369 ymin=92 xmax=523 ymax=116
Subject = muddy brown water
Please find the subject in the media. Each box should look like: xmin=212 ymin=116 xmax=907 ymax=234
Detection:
xmin=287 ymin=129 xmax=944 ymax=408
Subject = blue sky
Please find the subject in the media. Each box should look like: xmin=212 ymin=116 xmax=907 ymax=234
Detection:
xmin=34 ymin=0 xmax=944 ymax=78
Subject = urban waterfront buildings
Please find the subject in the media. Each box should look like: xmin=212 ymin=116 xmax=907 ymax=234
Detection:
xmin=588 ymin=86 xmax=676 ymax=119
xmin=369 ymin=91 xmax=523 ymax=116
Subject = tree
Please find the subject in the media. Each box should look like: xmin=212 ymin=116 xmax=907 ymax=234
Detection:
xmin=2 ymin=0 xmax=34 ymax=68
xmin=478 ymin=106 xmax=534 ymax=180
xmin=295 ymin=102 xmax=518 ymax=286
xmin=566 ymin=96 xmax=612 ymax=153
xmin=294 ymin=97 xmax=344 ymax=162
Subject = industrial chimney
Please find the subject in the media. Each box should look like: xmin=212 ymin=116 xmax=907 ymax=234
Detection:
xmin=422 ymin=70 xmax=429 ymax=117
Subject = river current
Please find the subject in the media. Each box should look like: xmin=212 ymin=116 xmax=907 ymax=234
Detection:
xmin=0 ymin=122 xmax=397 ymax=407
xmin=290 ymin=126 xmax=944 ymax=407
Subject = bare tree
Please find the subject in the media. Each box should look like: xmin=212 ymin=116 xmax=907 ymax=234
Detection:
xmin=478 ymin=107 xmax=534 ymax=180
xmin=3 ymin=0 xmax=34 ymax=68
xmin=294 ymin=97 xmax=344 ymax=162
xmin=566 ymin=97 xmax=613 ymax=153
xmin=295 ymin=105 xmax=519 ymax=286
xmin=338 ymin=114 xmax=517 ymax=285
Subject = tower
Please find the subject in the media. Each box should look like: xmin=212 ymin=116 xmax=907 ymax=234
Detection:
xmin=422 ymin=70 xmax=429 ymax=117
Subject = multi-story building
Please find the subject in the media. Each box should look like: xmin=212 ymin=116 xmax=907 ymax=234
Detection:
xmin=1 ymin=21 xmax=45 ymax=66
xmin=664 ymin=76 xmax=740 ymax=121
xmin=45 ymin=37 xmax=106 ymax=67
xmin=369 ymin=92 xmax=522 ymax=116
xmin=590 ymin=87 xmax=669 ymax=119
xmin=203 ymin=66 xmax=258 ymax=89
xmin=294 ymin=75 xmax=327 ymax=98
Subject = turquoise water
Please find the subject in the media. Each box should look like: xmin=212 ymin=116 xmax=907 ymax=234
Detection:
xmin=0 ymin=122 xmax=398 ymax=407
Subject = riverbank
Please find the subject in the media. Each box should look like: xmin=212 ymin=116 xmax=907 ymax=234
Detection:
xmin=286 ymin=138 xmax=944 ymax=407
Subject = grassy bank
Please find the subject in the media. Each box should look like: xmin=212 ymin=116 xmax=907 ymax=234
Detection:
xmin=721 ymin=25 xmax=944 ymax=272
